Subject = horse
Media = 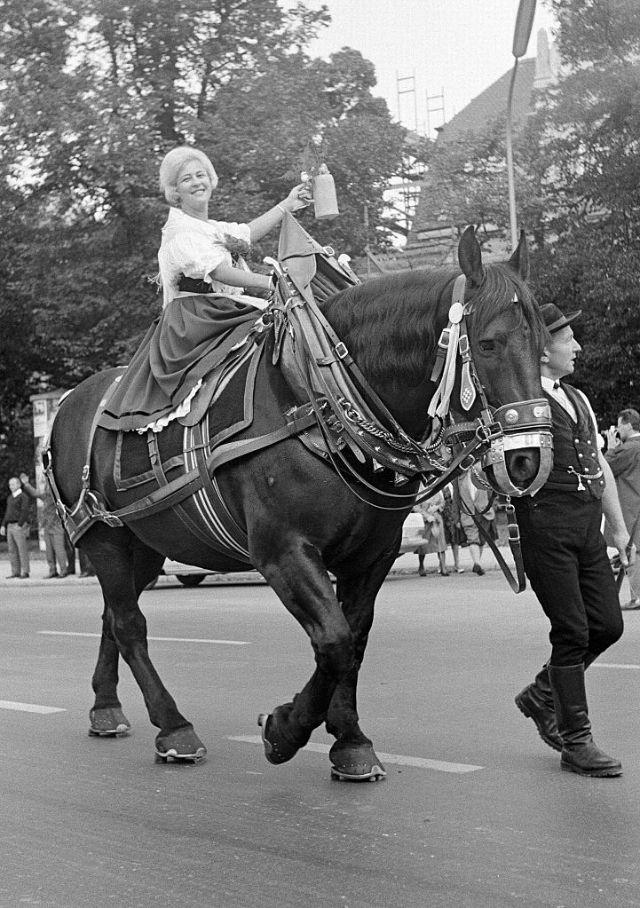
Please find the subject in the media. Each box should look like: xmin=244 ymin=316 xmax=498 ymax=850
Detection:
xmin=46 ymin=225 xmax=552 ymax=781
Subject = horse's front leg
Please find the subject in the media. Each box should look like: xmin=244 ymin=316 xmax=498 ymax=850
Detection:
xmin=84 ymin=527 xmax=205 ymax=762
xmin=325 ymin=549 xmax=397 ymax=782
xmin=253 ymin=538 xmax=356 ymax=767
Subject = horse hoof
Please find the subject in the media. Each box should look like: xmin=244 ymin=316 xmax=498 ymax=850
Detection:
xmin=154 ymin=727 xmax=207 ymax=764
xmin=88 ymin=707 xmax=131 ymax=737
xmin=329 ymin=742 xmax=387 ymax=782
xmin=257 ymin=712 xmax=300 ymax=765
xmin=331 ymin=763 xmax=386 ymax=782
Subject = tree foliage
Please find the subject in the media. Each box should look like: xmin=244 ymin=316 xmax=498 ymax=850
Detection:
xmin=412 ymin=0 xmax=640 ymax=419
xmin=0 ymin=0 xmax=407 ymax=484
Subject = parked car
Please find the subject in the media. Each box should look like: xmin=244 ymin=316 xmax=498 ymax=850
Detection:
xmin=397 ymin=511 xmax=425 ymax=555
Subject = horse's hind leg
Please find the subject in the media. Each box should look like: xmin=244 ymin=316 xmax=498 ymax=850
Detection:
xmin=324 ymin=553 xmax=397 ymax=781
xmin=88 ymin=536 xmax=165 ymax=738
xmin=254 ymin=540 xmax=356 ymax=766
xmin=82 ymin=525 xmax=206 ymax=762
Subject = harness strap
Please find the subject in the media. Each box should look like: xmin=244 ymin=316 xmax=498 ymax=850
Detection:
xmin=456 ymin=483 xmax=527 ymax=594
xmin=282 ymin=267 xmax=423 ymax=452
xmin=80 ymin=372 xmax=126 ymax=488
xmin=469 ymin=500 xmax=526 ymax=594
xmin=458 ymin=323 xmax=477 ymax=412
xmin=109 ymin=406 xmax=317 ymax=524
xmin=427 ymin=275 xmax=467 ymax=419
xmin=191 ymin=421 xmax=249 ymax=552
xmin=147 ymin=429 xmax=227 ymax=551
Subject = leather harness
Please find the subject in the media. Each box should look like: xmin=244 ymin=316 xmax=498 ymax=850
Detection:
xmin=43 ymin=222 xmax=552 ymax=593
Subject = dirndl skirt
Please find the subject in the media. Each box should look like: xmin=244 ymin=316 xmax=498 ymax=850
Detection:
xmin=100 ymin=294 xmax=260 ymax=432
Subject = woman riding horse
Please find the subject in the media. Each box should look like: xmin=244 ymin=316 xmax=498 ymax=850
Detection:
xmin=48 ymin=222 xmax=552 ymax=780
xmin=100 ymin=146 xmax=311 ymax=433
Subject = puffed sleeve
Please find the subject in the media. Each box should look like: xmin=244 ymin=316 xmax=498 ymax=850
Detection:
xmin=214 ymin=221 xmax=251 ymax=252
xmin=167 ymin=232 xmax=228 ymax=282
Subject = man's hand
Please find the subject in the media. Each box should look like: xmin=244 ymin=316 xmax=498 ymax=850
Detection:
xmin=0 ymin=526 xmax=5 ymax=537
xmin=605 ymin=426 xmax=620 ymax=450
xmin=612 ymin=528 xmax=634 ymax=568
xmin=19 ymin=472 xmax=29 ymax=485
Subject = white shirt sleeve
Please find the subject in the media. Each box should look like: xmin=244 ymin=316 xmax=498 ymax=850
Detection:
xmin=158 ymin=211 xmax=252 ymax=306
xmin=168 ymin=231 xmax=228 ymax=282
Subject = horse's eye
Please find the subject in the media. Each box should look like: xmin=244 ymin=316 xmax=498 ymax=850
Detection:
xmin=478 ymin=339 xmax=496 ymax=353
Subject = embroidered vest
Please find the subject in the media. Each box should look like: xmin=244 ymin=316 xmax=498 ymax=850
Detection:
xmin=543 ymin=385 xmax=605 ymax=498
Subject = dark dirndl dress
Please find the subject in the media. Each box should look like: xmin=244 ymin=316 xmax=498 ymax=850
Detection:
xmin=443 ymin=489 xmax=468 ymax=547
xmin=99 ymin=293 xmax=261 ymax=432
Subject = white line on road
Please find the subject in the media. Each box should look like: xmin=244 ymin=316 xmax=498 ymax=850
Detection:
xmin=39 ymin=631 xmax=249 ymax=646
xmin=0 ymin=700 xmax=66 ymax=714
xmin=228 ymin=735 xmax=483 ymax=774
xmin=591 ymin=663 xmax=640 ymax=670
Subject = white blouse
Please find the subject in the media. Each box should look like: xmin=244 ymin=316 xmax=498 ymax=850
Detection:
xmin=157 ymin=207 xmax=254 ymax=308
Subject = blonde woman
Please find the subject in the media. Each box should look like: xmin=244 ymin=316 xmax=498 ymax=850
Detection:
xmin=101 ymin=146 xmax=310 ymax=433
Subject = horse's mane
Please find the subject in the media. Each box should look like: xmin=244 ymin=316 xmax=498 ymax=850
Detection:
xmin=321 ymin=262 xmax=547 ymax=388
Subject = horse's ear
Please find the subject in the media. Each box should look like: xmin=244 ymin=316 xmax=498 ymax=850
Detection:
xmin=507 ymin=229 xmax=530 ymax=282
xmin=458 ymin=225 xmax=485 ymax=287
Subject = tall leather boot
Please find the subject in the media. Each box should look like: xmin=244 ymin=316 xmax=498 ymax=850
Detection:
xmin=548 ymin=663 xmax=622 ymax=777
xmin=515 ymin=665 xmax=562 ymax=752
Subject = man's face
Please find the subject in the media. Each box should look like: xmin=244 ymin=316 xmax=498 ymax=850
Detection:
xmin=543 ymin=326 xmax=582 ymax=379
xmin=8 ymin=477 xmax=20 ymax=493
xmin=617 ymin=418 xmax=633 ymax=442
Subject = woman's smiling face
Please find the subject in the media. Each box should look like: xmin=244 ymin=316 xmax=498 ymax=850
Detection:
xmin=174 ymin=159 xmax=213 ymax=215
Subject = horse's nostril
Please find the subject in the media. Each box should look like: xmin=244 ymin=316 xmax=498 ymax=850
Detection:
xmin=506 ymin=449 xmax=539 ymax=482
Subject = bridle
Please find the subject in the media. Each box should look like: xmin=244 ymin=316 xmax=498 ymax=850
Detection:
xmin=426 ymin=274 xmax=553 ymax=501
xmin=271 ymin=262 xmax=553 ymax=514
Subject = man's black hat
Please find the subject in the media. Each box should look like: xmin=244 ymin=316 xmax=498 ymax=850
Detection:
xmin=540 ymin=302 xmax=581 ymax=334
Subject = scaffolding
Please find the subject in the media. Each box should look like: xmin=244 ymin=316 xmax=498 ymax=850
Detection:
xmin=396 ymin=71 xmax=419 ymax=134
xmin=426 ymin=87 xmax=445 ymax=137
xmin=390 ymin=74 xmax=444 ymax=241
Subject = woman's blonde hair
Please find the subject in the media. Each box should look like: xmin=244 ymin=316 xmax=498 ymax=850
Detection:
xmin=159 ymin=146 xmax=219 ymax=205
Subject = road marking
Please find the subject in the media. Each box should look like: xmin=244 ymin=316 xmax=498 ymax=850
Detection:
xmin=0 ymin=700 xmax=65 ymax=714
xmin=39 ymin=631 xmax=249 ymax=646
xmin=591 ymin=662 xmax=640 ymax=670
xmin=228 ymin=735 xmax=483 ymax=774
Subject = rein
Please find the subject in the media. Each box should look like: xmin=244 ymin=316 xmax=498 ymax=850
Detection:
xmin=271 ymin=259 xmax=544 ymax=593
xmin=271 ymin=260 xmax=503 ymax=511
xmin=455 ymin=477 xmax=526 ymax=594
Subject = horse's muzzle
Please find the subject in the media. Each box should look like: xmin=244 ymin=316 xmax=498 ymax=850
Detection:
xmin=481 ymin=399 xmax=553 ymax=497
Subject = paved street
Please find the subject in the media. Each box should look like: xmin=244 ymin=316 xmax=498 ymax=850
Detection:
xmin=1 ymin=568 xmax=640 ymax=907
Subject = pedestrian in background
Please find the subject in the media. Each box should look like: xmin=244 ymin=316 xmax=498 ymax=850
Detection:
xmin=0 ymin=477 xmax=31 ymax=578
xmin=604 ymin=408 xmax=640 ymax=610
xmin=457 ymin=472 xmax=495 ymax=576
xmin=514 ymin=304 xmax=631 ymax=778
xmin=442 ymin=483 xmax=465 ymax=573
xmin=20 ymin=474 xmax=69 ymax=579
xmin=413 ymin=489 xmax=449 ymax=576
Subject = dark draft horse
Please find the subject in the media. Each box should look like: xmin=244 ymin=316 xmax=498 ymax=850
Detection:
xmin=49 ymin=227 xmax=549 ymax=781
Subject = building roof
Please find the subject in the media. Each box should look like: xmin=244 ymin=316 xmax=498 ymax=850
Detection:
xmin=406 ymin=57 xmax=538 ymax=250
xmin=436 ymin=57 xmax=537 ymax=146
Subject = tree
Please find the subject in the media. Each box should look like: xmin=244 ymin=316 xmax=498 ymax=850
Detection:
xmin=0 ymin=1 xmax=407 ymax=489
xmin=527 ymin=0 xmax=640 ymax=415
xmin=409 ymin=0 xmax=640 ymax=415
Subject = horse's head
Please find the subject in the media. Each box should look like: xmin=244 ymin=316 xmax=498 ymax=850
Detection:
xmin=457 ymin=226 xmax=552 ymax=496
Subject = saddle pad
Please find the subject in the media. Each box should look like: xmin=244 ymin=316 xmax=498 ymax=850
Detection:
xmin=113 ymin=348 xmax=260 ymax=492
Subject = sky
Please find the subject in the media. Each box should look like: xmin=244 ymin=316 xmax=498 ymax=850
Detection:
xmin=304 ymin=0 xmax=557 ymax=134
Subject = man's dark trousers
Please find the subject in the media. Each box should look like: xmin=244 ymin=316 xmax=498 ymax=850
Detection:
xmin=515 ymin=490 xmax=623 ymax=666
